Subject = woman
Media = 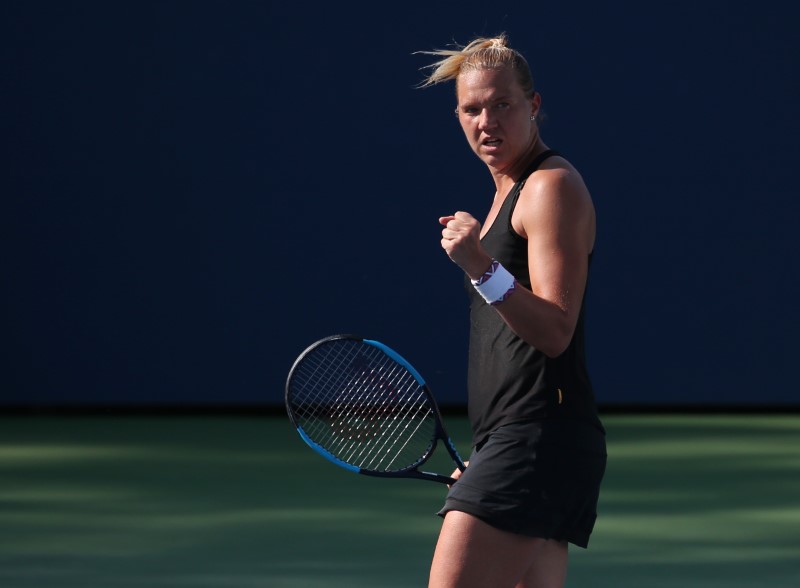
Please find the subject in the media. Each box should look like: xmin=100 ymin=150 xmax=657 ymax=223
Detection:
xmin=419 ymin=35 xmax=607 ymax=587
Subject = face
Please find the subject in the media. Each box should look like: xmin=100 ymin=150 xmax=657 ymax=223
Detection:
xmin=455 ymin=67 xmax=540 ymax=172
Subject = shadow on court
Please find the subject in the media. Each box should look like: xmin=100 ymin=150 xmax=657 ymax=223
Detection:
xmin=0 ymin=414 xmax=798 ymax=587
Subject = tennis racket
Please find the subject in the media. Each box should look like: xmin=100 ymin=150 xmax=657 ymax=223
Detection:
xmin=285 ymin=334 xmax=466 ymax=485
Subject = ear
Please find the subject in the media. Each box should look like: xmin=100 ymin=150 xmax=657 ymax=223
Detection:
xmin=530 ymin=92 xmax=542 ymax=118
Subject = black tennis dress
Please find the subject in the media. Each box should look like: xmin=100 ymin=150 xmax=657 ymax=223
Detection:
xmin=439 ymin=150 xmax=607 ymax=548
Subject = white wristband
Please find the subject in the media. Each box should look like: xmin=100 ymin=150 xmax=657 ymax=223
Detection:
xmin=471 ymin=260 xmax=517 ymax=305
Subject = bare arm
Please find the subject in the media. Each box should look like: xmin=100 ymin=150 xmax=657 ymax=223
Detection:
xmin=439 ymin=166 xmax=594 ymax=357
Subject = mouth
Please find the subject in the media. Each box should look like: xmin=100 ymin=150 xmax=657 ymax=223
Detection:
xmin=482 ymin=137 xmax=502 ymax=149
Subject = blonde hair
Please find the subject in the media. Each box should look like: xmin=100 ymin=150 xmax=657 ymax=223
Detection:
xmin=417 ymin=34 xmax=535 ymax=97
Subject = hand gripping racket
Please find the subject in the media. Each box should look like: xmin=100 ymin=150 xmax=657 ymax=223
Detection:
xmin=285 ymin=334 xmax=466 ymax=484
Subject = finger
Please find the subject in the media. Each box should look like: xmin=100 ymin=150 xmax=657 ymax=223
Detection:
xmin=450 ymin=461 xmax=469 ymax=479
xmin=447 ymin=461 xmax=468 ymax=488
xmin=439 ymin=215 xmax=456 ymax=226
xmin=441 ymin=226 xmax=461 ymax=239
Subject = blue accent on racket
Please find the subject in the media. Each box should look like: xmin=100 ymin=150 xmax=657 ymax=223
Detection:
xmin=364 ymin=339 xmax=427 ymax=385
xmin=297 ymin=427 xmax=361 ymax=474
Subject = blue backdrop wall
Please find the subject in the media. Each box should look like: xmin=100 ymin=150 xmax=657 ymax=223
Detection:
xmin=3 ymin=1 xmax=799 ymax=408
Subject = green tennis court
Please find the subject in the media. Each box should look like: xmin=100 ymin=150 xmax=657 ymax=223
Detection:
xmin=1 ymin=414 xmax=798 ymax=587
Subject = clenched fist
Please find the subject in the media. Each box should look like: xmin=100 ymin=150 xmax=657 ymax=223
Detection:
xmin=439 ymin=211 xmax=493 ymax=280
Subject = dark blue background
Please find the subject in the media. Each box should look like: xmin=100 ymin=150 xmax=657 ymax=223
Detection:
xmin=3 ymin=1 xmax=798 ymax=408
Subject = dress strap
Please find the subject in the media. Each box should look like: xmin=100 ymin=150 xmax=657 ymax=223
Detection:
xmin=520 ymin=149 xmax=560 ymax=183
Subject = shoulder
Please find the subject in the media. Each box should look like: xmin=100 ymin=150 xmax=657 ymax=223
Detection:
xmin=524 ymin=156 xmax=591 ymax=209
xmin=513 ymin=156 xmax=595 ymax=242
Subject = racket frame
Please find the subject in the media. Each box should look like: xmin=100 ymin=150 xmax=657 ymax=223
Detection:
xmin=285 ymin=334 xmax=466 ymax=485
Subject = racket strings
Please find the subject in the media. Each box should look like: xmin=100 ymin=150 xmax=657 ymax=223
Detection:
xmin=299 ymin=348 xmax=435 ymax=470
xmin=288 ymin=340 xmax=437 ymax=473
xmin=339 ymin=362 xmax=434 ymax=471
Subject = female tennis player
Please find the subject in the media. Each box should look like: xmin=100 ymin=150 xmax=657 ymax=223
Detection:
xmin=420 ymin=35 xmax=607 ymax=587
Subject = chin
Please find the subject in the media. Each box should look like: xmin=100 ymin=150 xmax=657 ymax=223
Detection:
xmin=477 ymin=153 xmax=507 ymax=168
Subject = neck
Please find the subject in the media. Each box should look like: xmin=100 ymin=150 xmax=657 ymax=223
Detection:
xmin=489 ymin=137 xmax=549 ymax=194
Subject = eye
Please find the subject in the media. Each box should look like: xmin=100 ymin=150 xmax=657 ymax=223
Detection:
xmin=495 ymin=102 xmax=511 ymax=110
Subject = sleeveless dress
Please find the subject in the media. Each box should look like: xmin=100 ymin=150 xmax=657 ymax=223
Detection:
xmin=439 ymin=150 xmax=607 ymax=548
xmin=467 ymin=149 xmax=604 ymax=446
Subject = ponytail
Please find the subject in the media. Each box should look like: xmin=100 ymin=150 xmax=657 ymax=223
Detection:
xmin=416 ymin=34 xmax=534 ymax=97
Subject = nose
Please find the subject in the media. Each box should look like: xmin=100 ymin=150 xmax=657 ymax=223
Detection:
xmin=477 ymin=108 xmax=496 ymax=130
